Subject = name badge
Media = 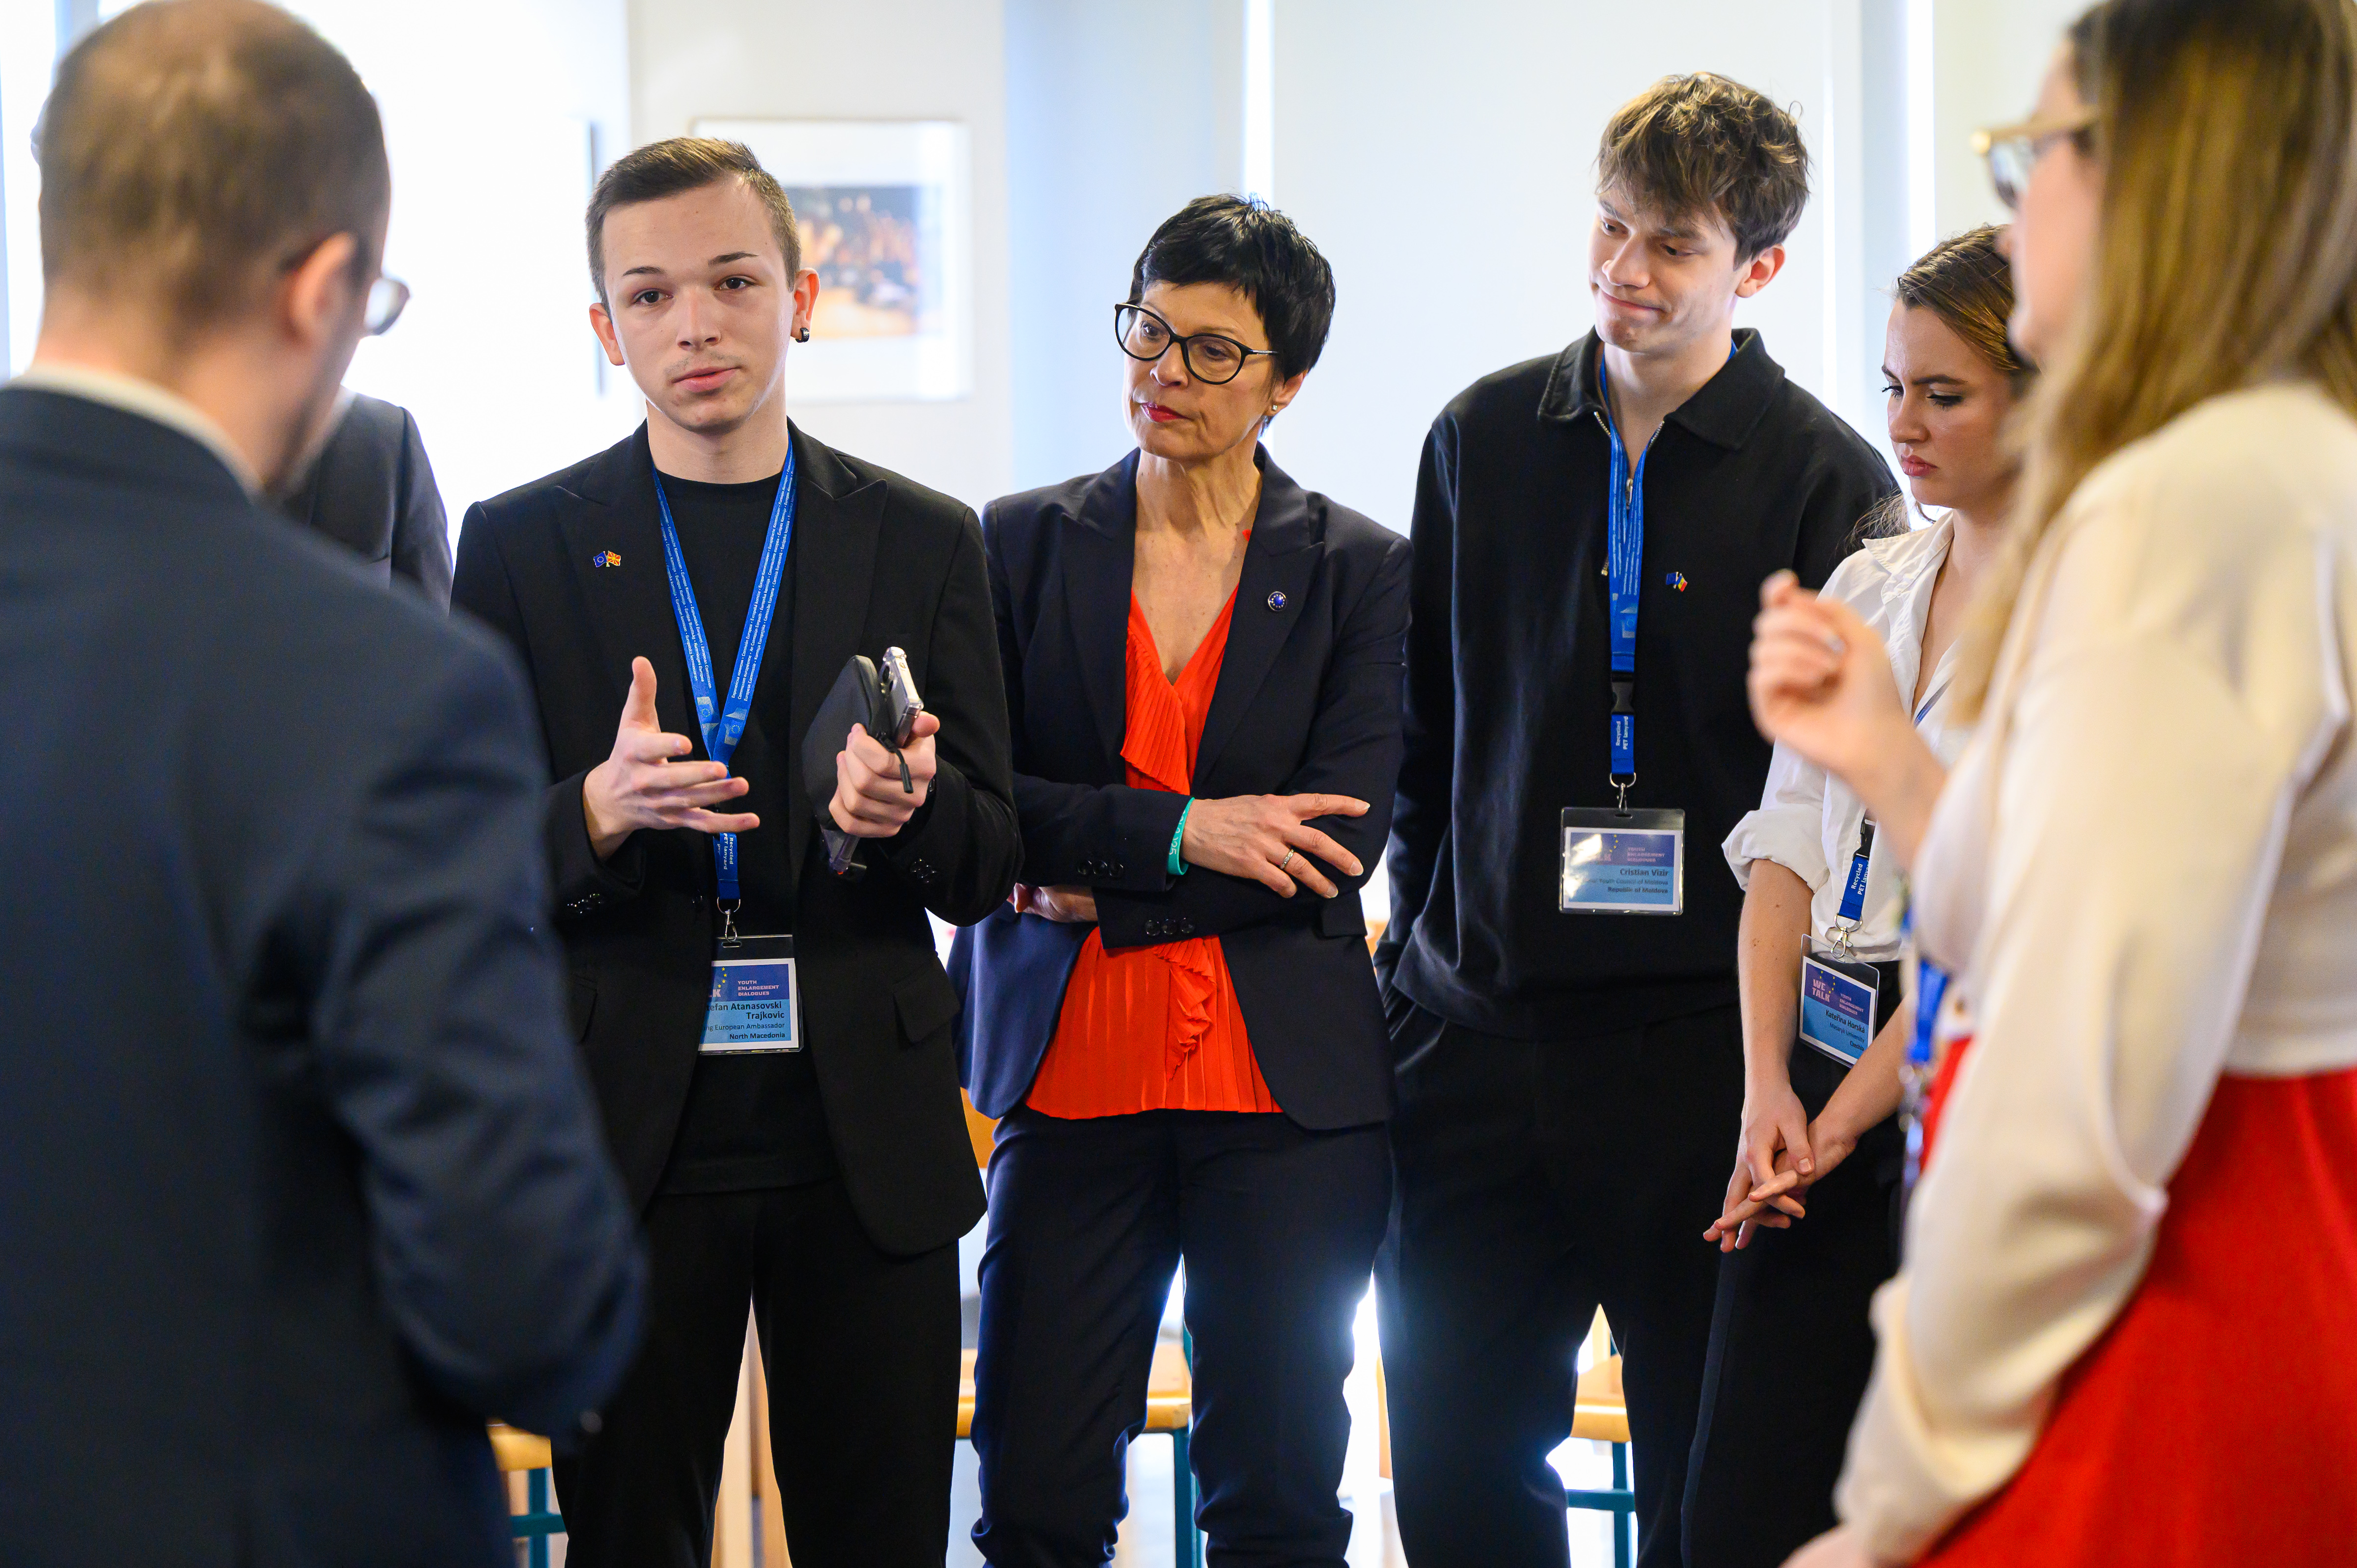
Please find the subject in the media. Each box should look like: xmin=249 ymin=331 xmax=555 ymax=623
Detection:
xmin=702 ymin=933 xmax=802 ymax=1054
xmin=1560 ymin=807 xmax=1685 ymax=915
xmin=1799 ymin=952 xmax=1879 ymax=1065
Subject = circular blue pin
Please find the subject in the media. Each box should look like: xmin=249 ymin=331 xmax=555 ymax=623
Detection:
xmin=1266 ymin=589 xmax=1288 ymax=612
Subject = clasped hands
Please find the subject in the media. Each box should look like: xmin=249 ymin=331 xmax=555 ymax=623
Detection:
xmin=582 ymin=656 xmax=938 ymax=861
xmin=1013 ymin=792 xmax=1368 ymax=925
xmin=1704 ymin=1080 xmax=1865 ymax=1252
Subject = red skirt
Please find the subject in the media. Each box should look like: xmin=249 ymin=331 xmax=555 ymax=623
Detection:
xmin=1922 ymin=1065 xmax=2357 ymax=1566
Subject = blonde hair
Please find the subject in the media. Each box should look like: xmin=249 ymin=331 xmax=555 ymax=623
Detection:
xmin=1955 ymin=0 xmax=2357 ymax=717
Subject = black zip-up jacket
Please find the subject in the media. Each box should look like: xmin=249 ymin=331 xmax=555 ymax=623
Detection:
xmin=1374 ymin=328 xmax=1897 ymax=1040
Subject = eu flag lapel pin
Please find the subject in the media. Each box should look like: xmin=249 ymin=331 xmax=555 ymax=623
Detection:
xmin=592 ymin=550 xmax=622 ymax=569
xmin=1664 ymin=571 xmax=1689 ymax=592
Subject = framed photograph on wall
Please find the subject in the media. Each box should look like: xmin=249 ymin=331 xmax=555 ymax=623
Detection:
xmin=693 ymin=117 xmax=972 ymax=403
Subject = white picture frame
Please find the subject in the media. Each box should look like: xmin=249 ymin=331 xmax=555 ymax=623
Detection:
xmin=694 ymin=117 xmax=973 ymax=404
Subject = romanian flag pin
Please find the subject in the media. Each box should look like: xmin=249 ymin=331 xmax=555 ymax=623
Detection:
xmin=1664 ymin=571 xmax=1689 ymax=592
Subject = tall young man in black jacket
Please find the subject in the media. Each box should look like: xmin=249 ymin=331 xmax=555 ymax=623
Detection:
xmin=452 ymin=139 xmax=1019 ymax=1568
xmin=1372 ymin=75 xmax=1896 ymax=1568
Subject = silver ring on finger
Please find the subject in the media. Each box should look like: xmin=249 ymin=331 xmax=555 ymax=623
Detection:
xmin=1277 ymin=848 xmax=1299 ymax=873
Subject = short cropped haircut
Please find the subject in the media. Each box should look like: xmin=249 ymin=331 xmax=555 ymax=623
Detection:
xmin=1597 ymin=73 xmax=1810 ymax=260
xmin=1128 ymin=195 xmax=1336 ymax=381
xmin=587 ymin=138 xmax=801 ymax=305
xmin=37 ymin=0 xmax=387 ymax=332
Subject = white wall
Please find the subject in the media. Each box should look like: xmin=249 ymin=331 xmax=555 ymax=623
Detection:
xmin=1003 ymin=0 xmax=1243 ymax=493
xmin=1261 ymin=0 xmax=1892 ymax=535
xmin=629 ymin=0 xmax=1014 ymax=513
xmin=297 ymin=0 xmax=640 ymax=523
xmin=1926 ymin=0 xmax=2086 ymax=238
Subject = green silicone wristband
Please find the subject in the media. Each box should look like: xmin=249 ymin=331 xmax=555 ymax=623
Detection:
xmin=1168 ymin=799 xmax=1193 ymax=876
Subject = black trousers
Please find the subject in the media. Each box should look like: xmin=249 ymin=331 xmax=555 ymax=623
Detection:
xmin=551 ymin=1182 xmax=959 ymax=1568
xmin=1376 ymin=999 xmax=1743 ymax=1568
xmin=970 ymin=1107 xmax=1391 ymax=1568
xmin=1682 ymin=1037 xmax=1905 ymax=1568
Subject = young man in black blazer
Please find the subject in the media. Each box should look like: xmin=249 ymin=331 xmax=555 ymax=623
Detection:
xmin=1372 ymin=76 xmax=1896 ymax=1568
xmin=452 ymin=138 xmax=1019 ymax=1568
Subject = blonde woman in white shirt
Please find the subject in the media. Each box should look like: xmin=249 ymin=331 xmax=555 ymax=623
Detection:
xmin=1684 ymin=227 xmax=2026 ymax=1568
xmin=1755 ymin=2 xmax=2357 ymax=1565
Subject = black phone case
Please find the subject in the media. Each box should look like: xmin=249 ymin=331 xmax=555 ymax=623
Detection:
xmin=802 ymin=655 xmax=898 ymax=878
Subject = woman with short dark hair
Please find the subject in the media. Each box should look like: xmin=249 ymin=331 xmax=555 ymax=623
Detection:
xmin=951 ymin=195 xmax=1409 ymax=1565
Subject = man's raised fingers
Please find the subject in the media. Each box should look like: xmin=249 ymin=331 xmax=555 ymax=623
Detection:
xmin=645 ymin=776 xmax=751 ymax=810
xmin=673 ymin=808 xmax=760 ymax=836
xmin=620 ymin=656 xmax=662 ymax=729
xmin=619 ymin=728 xmax=697 ymax=764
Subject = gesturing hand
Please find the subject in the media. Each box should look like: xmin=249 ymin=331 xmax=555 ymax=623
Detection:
xmin=1748 ymin=572 xmax=1914 ymax=785
xmin=830 ymin=712 xmax=941 ymax=838
xmin=581 ymin=656 xmax=758 ymax=861
xmin=1180 ymin=793 xmax=1369 ymax=897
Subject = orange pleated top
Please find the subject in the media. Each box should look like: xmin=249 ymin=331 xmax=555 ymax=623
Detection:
xmin=1024 ymin=590 xmax=1282 ymax=1117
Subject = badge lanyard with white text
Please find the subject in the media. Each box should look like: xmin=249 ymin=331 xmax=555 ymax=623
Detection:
xmin=653 ymin=449 xmax=803 ymax=1055
xmin=1562 ymin=359 xmax=1685 ymax=915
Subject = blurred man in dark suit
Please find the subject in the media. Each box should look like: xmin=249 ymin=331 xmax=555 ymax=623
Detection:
xmin=280 ymin=389 xmax=453 ymax=604
xmin=0 ymin=5 xmax=644 ymax=1566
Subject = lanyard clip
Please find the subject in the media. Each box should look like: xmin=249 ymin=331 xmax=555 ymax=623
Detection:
xmin=717 ymin=899 xmax=740 ymax=944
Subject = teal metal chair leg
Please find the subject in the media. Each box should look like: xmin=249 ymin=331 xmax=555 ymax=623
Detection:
xmin=508 ymin=1467 xmax=562 ymax=1568
xmin=1171 ymin=1426 xmax=1201 ymax=1568
xmin=1562 ymin=1440 xmax=1635 ymax=1568
xmin=1612 ymin=1441 xmax=1632 ymax=1568
xmin=1175 ymin=1326 xmax=1203 ymax=1568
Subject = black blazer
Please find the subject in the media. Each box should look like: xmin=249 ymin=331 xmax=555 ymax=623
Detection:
xmin=951 ymin=451 xmax=1410 ymax=1129
xmin=279 ymin=392 xmax=453 ymax=606
xmin=452 ymin=424 xmax=1019 ymax=1255
xmin=0 ymin=387 xmax=645 ymax=1568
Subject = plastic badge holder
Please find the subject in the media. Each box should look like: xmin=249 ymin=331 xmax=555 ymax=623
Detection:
xmin=1560 ymin=807 xmax=1685 ymax=915
xmin=700 ymin=933 xmax=802 ymax=1054
xmin=1798 ymin=952 xmax=1880 ymax=1065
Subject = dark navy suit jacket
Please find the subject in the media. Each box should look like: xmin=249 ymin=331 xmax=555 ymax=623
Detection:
xmin=952 ymin=450 xmax=1410 ymax=1129
xmin=0 ymin=387 xmax=644 ymax=1568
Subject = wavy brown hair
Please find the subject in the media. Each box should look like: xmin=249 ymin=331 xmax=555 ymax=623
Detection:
xmin=1859 ymin=225 xmax=2028 ymax=541
xmin=1955 ymin=0 xmax=2357 ymax=716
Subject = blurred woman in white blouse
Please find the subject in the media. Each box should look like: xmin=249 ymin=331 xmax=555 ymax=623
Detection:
xmin=1684 ymin=226 xmax=2028 ymax=1568
xmin=1752 ymin=1 xmax=2357 ymax=1564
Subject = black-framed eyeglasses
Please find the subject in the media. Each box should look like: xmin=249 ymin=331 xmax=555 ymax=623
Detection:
xmin=364 ymin=274 xmax=411 ymax=337
xmin=1113 ymin=302 xmax=1276 ymax=385
xmin=1972 ymin=106 xmax=2098 ymax=212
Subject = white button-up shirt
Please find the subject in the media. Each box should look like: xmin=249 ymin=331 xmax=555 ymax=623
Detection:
xmin=1722 ymin=518 xmax=1965 ymax=960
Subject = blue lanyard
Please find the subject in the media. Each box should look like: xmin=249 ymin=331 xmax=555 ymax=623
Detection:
xmin=650 ymin=444 xmax=796 ymax=907
xmin=1909 ymin=958 xmax=1949 ymax=1070
xmin=1597 ymin=365 xmax=1650 ymax=807
xmin=1835 ymin=820 xmax=1875 ymax=928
